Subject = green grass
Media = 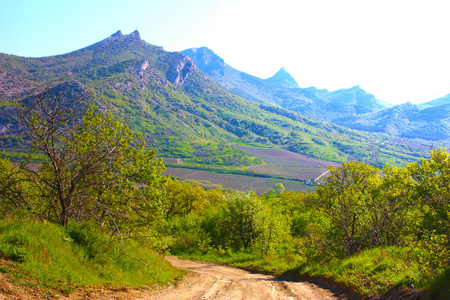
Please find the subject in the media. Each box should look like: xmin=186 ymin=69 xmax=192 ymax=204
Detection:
xmin=173 ymin=245 xmax=449 ymax=299
xmin=297 ymin=247 xmax=424 ymax=296
xmin=0 ymin=219 xmax=184 ymax=295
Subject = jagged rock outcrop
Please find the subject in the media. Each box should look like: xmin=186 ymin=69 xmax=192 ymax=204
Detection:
xmin=167 ymin=56 xmax=194 ymax=86
xmin=110 ymin=30 xmax=124 ymax=38
xmin=128 ymin=30 xmax=141 ymax=40
xmin=139 ymin=60 xmax=149 ymax=79
xmin=106 ymin=30 xmax=141 ymax=42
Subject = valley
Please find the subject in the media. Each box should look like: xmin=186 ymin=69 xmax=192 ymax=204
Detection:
xmin=0 ymin=30 xmax=449 ymax=299
xmin=0 ymin=30 xmax=432 ymax=183
xmin=163 ymin=145 xmax=339 ymax=193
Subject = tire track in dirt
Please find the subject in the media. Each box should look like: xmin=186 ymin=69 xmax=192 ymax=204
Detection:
xmin=144 ymin=257 xmax=345 ymax=300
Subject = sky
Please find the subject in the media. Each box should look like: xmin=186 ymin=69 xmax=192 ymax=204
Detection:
xmin=1 ymin=0 xmax=450 ymax=105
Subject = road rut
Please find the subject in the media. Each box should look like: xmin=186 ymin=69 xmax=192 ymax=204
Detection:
xmin=145 ymin=256 xmax=345 ymax=299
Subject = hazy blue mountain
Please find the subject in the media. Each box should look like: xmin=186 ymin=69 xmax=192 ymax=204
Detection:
xmin=182 ymin=46 xmax=450 ymax=141
xmin=418 ymin=94 xmax=450 ymax=109
xmin=334 ymin=102 xmax=450 ymax=140
xmin=265 ymin=67 xmax=300 ymax=88
xmin=182 ymin=47 xmax=392 ymax=122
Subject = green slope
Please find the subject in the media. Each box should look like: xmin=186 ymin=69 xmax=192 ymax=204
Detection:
xmin=0 ymin=31 xmax=429 ymax=167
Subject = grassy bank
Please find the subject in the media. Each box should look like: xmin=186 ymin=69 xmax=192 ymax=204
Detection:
xmin=173 ymin=246 xmax=449 ymax=299
xmin=0 ymin=219 xmax=184 ymax=297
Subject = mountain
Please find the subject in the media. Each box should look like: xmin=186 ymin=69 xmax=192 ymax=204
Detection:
xmin=335 ymin=101 xmax=450 ymax=141
xmin=0 ymin=31 xmax=428 ymax=167
xmin=182 ymin=47 xmax=449 ymax=141
xmin=181 ymin=47 xmax=390 ymax=122
xmin=418 ymin=94 xmax=450 ymax=109
xmin=265 ymin=67 xmax=299 ymax=88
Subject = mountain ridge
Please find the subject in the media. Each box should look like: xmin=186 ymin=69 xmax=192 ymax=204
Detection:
xmin=182 ymin=46 xmax=450 ymax=141
xmin=182 ymin=47 xmax=391 ymax=121
xmin=0 ymin=31 xmax=429 ymax=167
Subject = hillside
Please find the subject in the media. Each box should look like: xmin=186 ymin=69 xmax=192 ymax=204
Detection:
xmin=182 ymin=47 xmax=450 ymax=142
xmin=0 ymin=31 xmax=429 ymax=170
xmin=181 ymin=47 xmax=391 ymax=121
xmin=334 ymin=101 xmax=450 ymax=141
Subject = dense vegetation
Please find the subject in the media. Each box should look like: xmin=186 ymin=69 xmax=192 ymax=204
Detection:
xmin=0 ymin=32 xmax=448 ymax=298
xmin=166 ymin=151 xmax=450 ymax=298
xmin=0 ymin=88 xmax=449 ymax=298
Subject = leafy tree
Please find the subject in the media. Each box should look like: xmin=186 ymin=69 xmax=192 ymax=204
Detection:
xmin=220 ymin=191 xmax=261 ymax=249
xmin=13 ymin=80 xmax=167 ymax=229
xmin=273 ymin=183 xmax=285 ymax=194
xmin=163 ymin=178 xmax=206 ymax=219
xmin=364 ymin=164 xmax=418 ymax=246
xmin=201 ymin=191 xmax=288 ymax=253
xmin=408 ymin=148 xmax=450 ymax=241
xmin=254 ymin=203 xmax=291 ymax=256
xmin=317 ymin=161 xmax=419 ymax=256
xmin=316 ymin=161 xmax=382 ymax=255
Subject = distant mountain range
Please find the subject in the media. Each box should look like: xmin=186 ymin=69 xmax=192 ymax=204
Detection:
xmin=0 ymin=31 xmax=429 ymax=168
xmin=182 ymin=47 xmax=450 ymax=141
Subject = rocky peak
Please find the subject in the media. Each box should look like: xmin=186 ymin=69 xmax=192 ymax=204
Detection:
xmin=110 ymin=30 xmax=123 ymax=38
xmin=107 ymin=30 xmax=141 ymax=41
xmin=265 ymin=67 xmax=300 ymax=88
xmin=181 ymin=47 xmax=225 ymax=73
xmin=128 ymin=30 xmax=141 ymax=40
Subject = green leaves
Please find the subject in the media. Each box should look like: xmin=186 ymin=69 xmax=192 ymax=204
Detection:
xmin=316 ymin=161 xmax=418 ymax=255
xmin=13 ymin=85 xmax=167 ymax=233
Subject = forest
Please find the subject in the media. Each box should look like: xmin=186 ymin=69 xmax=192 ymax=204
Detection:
xmin=0 ymin=81 xmax=449 ymax=299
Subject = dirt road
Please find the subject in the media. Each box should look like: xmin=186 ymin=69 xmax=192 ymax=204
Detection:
xmin=144 ymin=257 xmax=345 ymax=300
xmin=0 ymin=257 xmax=349 ymax=299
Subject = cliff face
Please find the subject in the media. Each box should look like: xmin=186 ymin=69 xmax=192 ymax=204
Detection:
xmin=167 ymin=56 xmax=194 ymax=86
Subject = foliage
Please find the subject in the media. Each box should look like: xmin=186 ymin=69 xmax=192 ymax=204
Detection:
xmin=408 ymin=148 xmax=450 ymax=242
xmin=169 ymin=148 xmax=450 ymax=298
xmin=163 ymin=177 xmax=206 ymax=219
xmin=316 ymin=162 xmax=418 ymax=256
xmin=11 ymin=83 xmax=167 ymax=230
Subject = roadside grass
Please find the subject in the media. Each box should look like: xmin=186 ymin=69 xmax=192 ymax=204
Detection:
xmin=0 ymin=219 xmax=184 ymax=295
xmin=174 ymin=245 xmax=449 ymax=298
xmin=297 ymin=247 xmax=424 ymax=297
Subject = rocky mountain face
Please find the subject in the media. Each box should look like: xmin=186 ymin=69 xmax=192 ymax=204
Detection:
xmin=182 ymin=47 xmax=450 ymax=141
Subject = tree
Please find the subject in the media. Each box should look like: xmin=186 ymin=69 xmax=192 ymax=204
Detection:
xmin=0 ymin=156 xmax=37 ymax=217
xmin=14 ymin=80 xmax=167 ymax=228
xmin=316 ymin=161 xmax=419 ymax=255
xmin=220 ymin=192 xmax=261 ymax=249
xmin=407 ymin=149 xmax=450 ymax=276
xmin=408 ymin=148 xmax=450 ymax=243
xmin=273 ymin=183 xmax=285 ymax=194
xmin=316 ymin=161 xmax=382 ymax=255
xmin=163 ymin=178 xmax=206 ymax=219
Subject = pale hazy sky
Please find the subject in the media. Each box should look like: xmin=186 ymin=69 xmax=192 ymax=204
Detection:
xmin=1 ymin=0 xmax=449 ymax=104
